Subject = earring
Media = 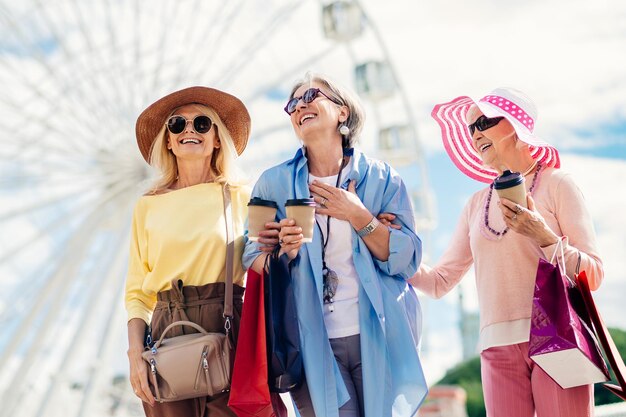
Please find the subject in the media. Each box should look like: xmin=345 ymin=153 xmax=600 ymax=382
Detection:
xmin=338 ymin=123 xmax=350 ymax=136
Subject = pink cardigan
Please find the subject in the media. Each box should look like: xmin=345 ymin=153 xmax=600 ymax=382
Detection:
xmin=410 ymin=167 xmax=603 ymax=332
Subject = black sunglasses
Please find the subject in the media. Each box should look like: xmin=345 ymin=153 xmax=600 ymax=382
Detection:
xmin=284 ymin=88 xmax=337 ymax=115
xmin=467 ymin=115 xmax=504 ymax=135
xmin=166 ymin=115 xmax=213 ymax=134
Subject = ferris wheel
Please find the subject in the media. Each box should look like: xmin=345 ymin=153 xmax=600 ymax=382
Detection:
xmin=0 ymin=1 xmax=435 ymax=416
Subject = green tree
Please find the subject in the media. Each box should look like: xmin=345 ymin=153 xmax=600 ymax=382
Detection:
xmin=594 ymin=327 xmax=626 ymax=405
xmin=437 ymin=356 xmax=485 ymax=417
xmin=435 ymin=327 xmax=626 ymax=417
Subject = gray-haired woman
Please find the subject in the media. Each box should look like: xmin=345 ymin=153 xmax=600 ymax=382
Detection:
xmin=244 ymin=73 xmax=428 ymax=417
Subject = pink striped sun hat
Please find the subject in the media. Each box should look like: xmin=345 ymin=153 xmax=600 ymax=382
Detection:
xmin=431 ymin=87 xmax=560 ymax=183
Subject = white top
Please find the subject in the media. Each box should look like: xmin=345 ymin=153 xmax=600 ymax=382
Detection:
xmin=309 ymin=164 xmax=360 ymax=339
xmin=479 ymin=318 xmax=530 ymax=351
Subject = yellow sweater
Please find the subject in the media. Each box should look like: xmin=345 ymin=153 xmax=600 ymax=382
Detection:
xmin=125 ymin=183 xmax=250 ymax=324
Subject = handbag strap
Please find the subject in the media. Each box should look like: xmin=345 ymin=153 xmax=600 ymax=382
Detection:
xmin=222 ymin=183 xmax=234 ymax=332
xmin=154 ymin=320 xmax=209 ymax=348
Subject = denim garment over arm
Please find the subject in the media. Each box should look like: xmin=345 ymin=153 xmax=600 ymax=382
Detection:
xmin=243 ymin=148 xmax=428 ymax=417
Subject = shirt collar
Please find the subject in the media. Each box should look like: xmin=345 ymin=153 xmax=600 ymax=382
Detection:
xmin=288 ymin=146 xmax=368 ymax=188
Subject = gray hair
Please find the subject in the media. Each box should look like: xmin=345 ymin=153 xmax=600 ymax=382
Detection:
xmin=289 ymin=72 xmax=365 ymax=148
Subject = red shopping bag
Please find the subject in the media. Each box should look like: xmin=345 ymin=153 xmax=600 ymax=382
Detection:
xmin=229 ymin=269 xmax=287 ymax=417
xmin=577 ymin=271 xmax=626 ymax=401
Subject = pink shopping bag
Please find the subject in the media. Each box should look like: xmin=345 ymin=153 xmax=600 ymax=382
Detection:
xmin=528 ymin=242 xmax=609 ymax=388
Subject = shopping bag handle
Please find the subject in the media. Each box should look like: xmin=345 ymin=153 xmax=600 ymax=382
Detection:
xmin=549 ymin=237 xmax=576 ymax=287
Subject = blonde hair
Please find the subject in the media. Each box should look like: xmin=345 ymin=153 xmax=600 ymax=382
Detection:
xmin=289 ymin=72 xmax=365 ymax=148
xmin=147 ymin=104 xmax=245 ymax=193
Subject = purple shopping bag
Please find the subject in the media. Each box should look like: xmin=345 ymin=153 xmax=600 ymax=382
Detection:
xmin=529 ymin=245 xmax=609 ymax=389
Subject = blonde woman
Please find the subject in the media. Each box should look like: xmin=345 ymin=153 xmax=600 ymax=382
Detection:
xmin=125 ymin=86 xmax=250 ymax=417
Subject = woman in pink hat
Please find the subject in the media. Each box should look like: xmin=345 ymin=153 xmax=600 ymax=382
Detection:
xmin=403 ymin=88 xmax=604 ymax=416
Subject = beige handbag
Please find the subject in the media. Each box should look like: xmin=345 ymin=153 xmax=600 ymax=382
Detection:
xmin=142 ymin=184 xmax=236 ymax=403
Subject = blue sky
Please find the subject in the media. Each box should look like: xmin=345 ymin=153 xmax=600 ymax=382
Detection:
xmin=359 ymin=0 xmax=626 ymax=382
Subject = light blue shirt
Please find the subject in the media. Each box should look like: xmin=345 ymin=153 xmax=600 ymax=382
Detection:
xmin=243 ymin=148 xmax=428 ymax=417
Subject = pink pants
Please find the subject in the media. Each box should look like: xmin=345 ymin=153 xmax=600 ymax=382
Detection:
xmin=480 ymin=342 xmax=594 ymax=417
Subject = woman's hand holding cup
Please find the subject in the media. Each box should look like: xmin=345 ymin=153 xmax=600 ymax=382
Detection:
xmin=499 ymin=195 xmax=559 ymax=247
xmin=278 ymin=218 xmax=303 ymax=260
xmin=257 ymin=221 xmax=281 ymax=253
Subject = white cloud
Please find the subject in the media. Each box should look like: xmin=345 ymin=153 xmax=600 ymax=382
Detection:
xmin=560 ymin=154 xmax=626 ymax=328
xmin=362 ymin=0 xmax=626 ymax=152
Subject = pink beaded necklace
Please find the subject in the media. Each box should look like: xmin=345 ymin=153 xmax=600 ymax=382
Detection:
xmin=482 ymin=163 xmax=543 ymax=240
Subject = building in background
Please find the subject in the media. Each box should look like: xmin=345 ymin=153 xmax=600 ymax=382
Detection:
xmin=418 ymin=385 xmax=468 ymax=417
xmin=459 ymin=288 xmax=480 ymax=360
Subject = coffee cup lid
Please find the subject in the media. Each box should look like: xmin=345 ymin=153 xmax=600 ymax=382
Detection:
xmin=285 ymin=198 xmax=316 ymax=207
xmin=493 ymin=170 xmax=525 ymax=190
xmin=248 ymin=197 xmax=278 ymax=209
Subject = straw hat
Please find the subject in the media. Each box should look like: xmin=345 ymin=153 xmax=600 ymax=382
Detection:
xmin=431 ymin=87 xmax=560 ymax=183
xmin=135 ymin=86 xmax=251 ymax=163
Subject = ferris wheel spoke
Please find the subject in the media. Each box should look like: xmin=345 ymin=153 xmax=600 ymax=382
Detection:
xmin=0 ymin=63 xmax=100 ymax=151
xmin=0 ymin=83 xmax=101 ymax=144
xmin=143 ymin=1 xmax=183 ymax=102
xmin=74 ymin=216 xmax=135 ymax=417
xmin=168 ymin=0 xmax=244 ymax=87
xmin=75 ymin=290 xmax=128 ymax=417
xmin=68 ymin=0 xmax=134 ymax=128
xmin=0 ymin=141 xmax=135 ymax=177
xmin=1 ymin=4 xmax=115 ymax=129
xmin=0 ymin=135 xmax=88 ymax=162
xmin=49 ymin=0 xmax=125 ymax=123
xmin=0 ymin=214 xmax=92 ymax=326
xmin=127 ymin=0 xmax=147 ymax=112
xmin=31 ymin=0 xmax=124 ymax=124
xmin=359 ymin=4 xmax=428 ymax=159
xmin=0 ymin=188 xmax=135 ymax=417
xmin=0 ymin=179 xmax=135 ymax=328
xmin=250 ymin=123 xmax=293 ymax=140
xmin=100 ymin=0 xmax=135 ymax=116
xmin=0 ymin=170 xmax=135 ymax=223
xmin=243 ymin=43 xmax=339 ymax=104
xmin=0 ymin=180 xmax=135 ymax=276
xmin=32 ymin=200 xmax=133 ymax=417
xmin=0 ymin=73 xmax=106 ymax=158
xmin=212 ymin=1 xmax=306 ymax=88
xmin=0 ymin=191 xmax=92 ymax=224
